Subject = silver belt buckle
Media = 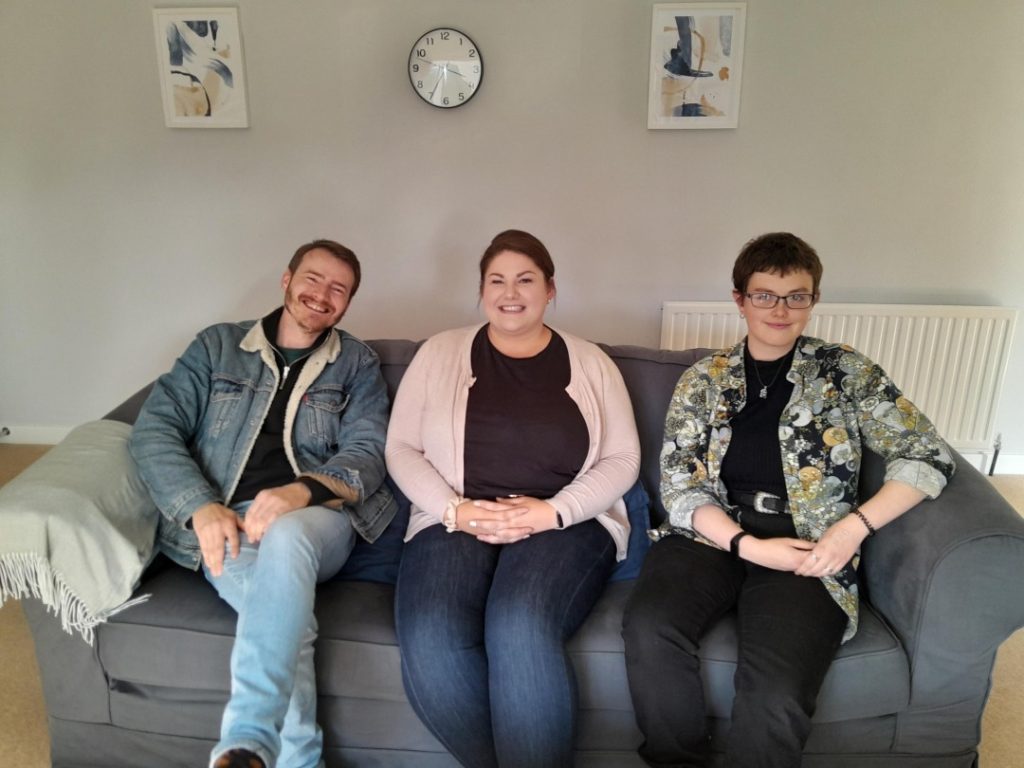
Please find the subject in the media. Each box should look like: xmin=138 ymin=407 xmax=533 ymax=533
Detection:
xmin=753 ymin=491 xmax=778 ymax=514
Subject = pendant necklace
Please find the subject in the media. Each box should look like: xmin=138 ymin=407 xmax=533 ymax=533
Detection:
xmin=752 ymin=358 xmax=784 ymax=399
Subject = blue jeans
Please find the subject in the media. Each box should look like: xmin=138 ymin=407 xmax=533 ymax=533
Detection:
xmin=203 ymin=503 xmax=357 ymax=768
xmin=395 ymin=520 xmax=616 ymax=768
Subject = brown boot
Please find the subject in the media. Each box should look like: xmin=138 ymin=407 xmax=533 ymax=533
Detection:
xmin=212 ymin=748 xmax=266 ymax=768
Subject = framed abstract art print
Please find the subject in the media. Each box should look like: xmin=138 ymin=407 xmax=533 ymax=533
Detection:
xmin=648 ymin=3 xmax=746 ymax=129
xmin=152 ymin=7 xmax=249 ymax=128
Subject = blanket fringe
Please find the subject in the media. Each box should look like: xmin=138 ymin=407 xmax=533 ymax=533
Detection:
xmin=0 ymin=552 xmax=149 ymax=645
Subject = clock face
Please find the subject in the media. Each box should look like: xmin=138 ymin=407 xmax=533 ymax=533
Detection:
xmin=408 ymin=28 xmax=483 ymax=109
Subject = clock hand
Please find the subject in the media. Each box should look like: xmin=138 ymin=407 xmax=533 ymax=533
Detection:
xmin=428 ymin=73 xmax=443 ymax=100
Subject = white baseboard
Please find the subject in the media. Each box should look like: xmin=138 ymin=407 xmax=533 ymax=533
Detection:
xmin=0 ymin=424 xmax=74 ymax=445
xmin=988 ymin=453 xmax=1024 ymax=475
xmin=957 ymin=452 xmax=989 ymax=472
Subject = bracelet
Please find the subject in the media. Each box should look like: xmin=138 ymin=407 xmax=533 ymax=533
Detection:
xmin=729 ymin=531 xmax=750 ymax=558
xmin=443 ymin=497 xmax=466 ymax=533
xmin=853 ymin=508 xmax=876 ymax=537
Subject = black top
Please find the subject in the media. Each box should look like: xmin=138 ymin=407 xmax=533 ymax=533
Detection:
xmin=463 ymin=326 xmax=589 ymax=501
xmin=232 ymin=309 xmax=333 ymax=506
xmin=719 ymin=343 xmax=796 ymax=501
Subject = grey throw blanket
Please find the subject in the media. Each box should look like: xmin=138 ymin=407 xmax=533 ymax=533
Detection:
xmin=0 ymin=420 xmax=159 ymax=643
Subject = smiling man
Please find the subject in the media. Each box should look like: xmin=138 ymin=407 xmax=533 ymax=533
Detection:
xmin=129 ymin=239 xmax=395 ymax=768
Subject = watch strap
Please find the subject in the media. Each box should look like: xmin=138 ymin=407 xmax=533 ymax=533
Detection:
xmin=729 ymin=531 xmax=750 ymax=558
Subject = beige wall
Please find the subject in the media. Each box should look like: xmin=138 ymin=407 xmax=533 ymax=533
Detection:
xmin=2 ymin=0 xmax=1023 ymax=464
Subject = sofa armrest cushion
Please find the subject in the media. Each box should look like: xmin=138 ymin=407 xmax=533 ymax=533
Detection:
xmin=862 ymin=451 xmax=1024 ymax=708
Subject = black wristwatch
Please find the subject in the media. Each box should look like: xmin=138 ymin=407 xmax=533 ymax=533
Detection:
xmin=729 ymin=531 xmax=750 ymax=558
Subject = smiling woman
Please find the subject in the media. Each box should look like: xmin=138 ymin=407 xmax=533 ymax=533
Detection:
xmin=384 ymin=229 xmax=641 ymax=768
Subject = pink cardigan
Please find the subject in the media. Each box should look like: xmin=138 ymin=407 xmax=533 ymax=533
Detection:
xmin=385 ymin=325 xmax=642 ymax=560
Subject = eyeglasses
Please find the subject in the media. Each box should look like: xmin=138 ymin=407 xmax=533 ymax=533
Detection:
xmin=744 ymin=292 xmax=816 ymax=309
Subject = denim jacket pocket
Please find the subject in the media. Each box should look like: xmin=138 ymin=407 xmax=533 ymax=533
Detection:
xmin=206 ymin=373 xmax=254 ymax=439
xmin=301 ymin=385 xmax=351 ymax=444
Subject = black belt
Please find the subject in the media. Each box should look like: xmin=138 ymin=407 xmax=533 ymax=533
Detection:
xmin=729 ymin=490 xmax=789 ymax=514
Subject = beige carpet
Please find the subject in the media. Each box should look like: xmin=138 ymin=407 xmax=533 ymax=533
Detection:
xmin=0 ymin=446 xmax=1022 ymax=765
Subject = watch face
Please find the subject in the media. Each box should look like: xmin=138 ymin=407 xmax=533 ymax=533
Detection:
xmin=408 ymin=28 xmax=483 ymax=108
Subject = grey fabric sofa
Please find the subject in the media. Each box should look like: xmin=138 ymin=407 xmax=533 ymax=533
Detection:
xmin=23 ymin=339 xmax=1024 ymax=768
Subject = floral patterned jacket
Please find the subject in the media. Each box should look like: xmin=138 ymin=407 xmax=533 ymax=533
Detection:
xmin=654 ymin=336 xmax=955 ymax=641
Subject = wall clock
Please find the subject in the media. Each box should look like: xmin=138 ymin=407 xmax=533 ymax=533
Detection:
xmin=408 ymin=27 xmax=483 ymax=108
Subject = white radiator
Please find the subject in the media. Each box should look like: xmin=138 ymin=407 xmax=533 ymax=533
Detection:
xmin=660 ymin=302 xmax=1018 ymax=453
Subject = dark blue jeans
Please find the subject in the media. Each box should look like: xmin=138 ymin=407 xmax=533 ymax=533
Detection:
xmin=622 ymin=524 xmax=847 ymax=768
xmin=395 ymin=520 xmax=616 ymax=768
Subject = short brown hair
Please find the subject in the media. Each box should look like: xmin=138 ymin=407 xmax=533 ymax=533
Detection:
xmin=288 ymin=239 xmax=361 ymax=297
xmin=732 ymin=232 xmax=823 ymax=295
xmin=479 ymin=229 xmax=555 ymax=288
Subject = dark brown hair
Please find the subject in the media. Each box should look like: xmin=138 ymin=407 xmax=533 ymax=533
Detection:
xmin=479 ymin=230 xmax=555 ymax=288
xmin=288 ymin=239 xmax=361 ymax=297
xmin=732 ymin=232 xmax=822 ymax=295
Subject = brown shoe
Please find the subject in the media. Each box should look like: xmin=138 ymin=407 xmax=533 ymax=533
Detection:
xmin=212 ymin=748 xmax=266 ymax=768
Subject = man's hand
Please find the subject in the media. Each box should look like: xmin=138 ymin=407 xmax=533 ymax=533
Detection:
xmin=242 ymin=482 xmax=314 ymax=543
xmin=192 ymin=503 xmax=244 ymax=577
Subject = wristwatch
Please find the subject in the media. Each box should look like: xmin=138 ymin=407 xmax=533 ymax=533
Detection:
xmin=729 ymin=531 xmax=750 ymax=558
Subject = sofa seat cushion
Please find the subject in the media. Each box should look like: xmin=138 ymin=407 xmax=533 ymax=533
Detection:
xmin=693 ymin=600 xmax=909 ymax=724
xmin=570 ymin=582 xmax=908 ymax=723
xmin=100 ymin=560 xmax=908 ymax=730
xmin=98 ymin=559 xmax=235 ymax=692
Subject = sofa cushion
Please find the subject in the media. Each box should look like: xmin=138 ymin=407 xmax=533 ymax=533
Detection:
xmin=334 ymin=476 xmax=410 ymax=585
xmin=100 ymin=560 xmax=908 ymax=728
xmin=599 ymin=345 xmax=709 ymax=524
xmin=367 ymin=338 xmax=422 ymax=404
xmin=608 ymin=479 xmax=651 ymax=582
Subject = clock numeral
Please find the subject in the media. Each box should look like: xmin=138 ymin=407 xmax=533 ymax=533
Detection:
xmin=425 ymin=37 xmax=434 ymax=46
xmin=440 ymin=31 xmax=450 ymax=40
xmin=416 ymin=48 xmax=426 ymax=57
xmin=459 ymin=93 xmax=465 ymax=101
xmin=468 ymin=49 xmax=477 ymax=58
xmin=412 ymin=63 xmax=420 ymax=73
xmin=442 ymin=96 xmax=450 ymax=105
xmin=417 ymin=80 xmax=424 ymax=89
xmin=473 ymin=65 xmax=480 ymax=73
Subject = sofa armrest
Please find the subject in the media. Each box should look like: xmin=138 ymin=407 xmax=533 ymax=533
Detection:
xmin=22 ymin=599 xmax=113 ymax=725
xmin=860 ymin=450 xmax=1024 ymax=752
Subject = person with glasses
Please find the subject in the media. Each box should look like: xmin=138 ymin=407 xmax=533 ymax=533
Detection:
xmin=622 ymin=232 xmax=955 ymax=768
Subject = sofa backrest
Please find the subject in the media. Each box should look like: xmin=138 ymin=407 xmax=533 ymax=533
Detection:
xmin=104 ymin=337 xmax=710 ymax=526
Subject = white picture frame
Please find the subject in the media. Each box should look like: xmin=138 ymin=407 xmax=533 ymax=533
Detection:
xmin=648 ymin=3 xmax=746 ymax=129
xmin=152 ymin=7 xmax=249 ymax=128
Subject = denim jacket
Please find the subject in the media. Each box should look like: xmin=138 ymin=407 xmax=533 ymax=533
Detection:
xmin=654 ymin=336 xmax=955 ymax=641
xmin=129 ymin=311 xmax=395 ymax=570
